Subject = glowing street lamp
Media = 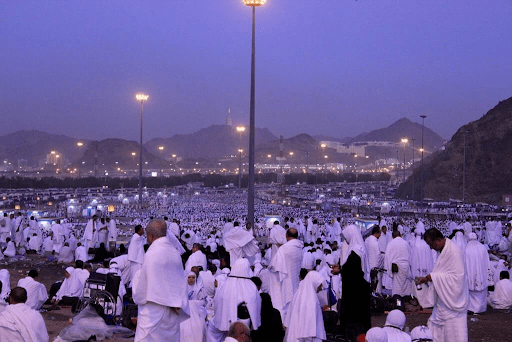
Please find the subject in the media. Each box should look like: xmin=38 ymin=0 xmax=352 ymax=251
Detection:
xmin=77 ymin=142 xmax=84 ymax=177
xmin=236 ymin=126 xmax=246 ymax=189
xmin=135 ymin=93 xmax=148 ymax=208
xmin=243 ymin=0 xmax=266 ymax=225
xmin=401 ymin=138 xmax=408 ymax=182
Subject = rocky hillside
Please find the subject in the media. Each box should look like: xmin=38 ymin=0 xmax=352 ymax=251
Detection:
xmin=348 ymin=117 xmax=445 ymax=151
xmin=0 ymin=130 xmax=87 ymax=166
xmin=399 ymin=97 xmax=512 ymax=204
xmin=70 ymin=139 xmax=169 ymax=173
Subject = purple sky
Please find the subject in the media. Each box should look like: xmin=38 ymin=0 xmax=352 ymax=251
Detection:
xmin=1 ymin=1 xmax=511 ymax=142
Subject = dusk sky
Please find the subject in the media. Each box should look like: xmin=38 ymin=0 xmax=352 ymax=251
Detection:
xmin=1 ymin=1 xmax=511 ymax=142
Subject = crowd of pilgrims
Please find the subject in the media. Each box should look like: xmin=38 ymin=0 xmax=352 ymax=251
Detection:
xmin=1 ymin=204 xmax=512 ymax=341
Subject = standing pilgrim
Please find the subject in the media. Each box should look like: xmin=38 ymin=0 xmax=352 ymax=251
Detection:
xmin=82 ymin=215 xmax=99 ymax=251
xmin=416 ymin=228 xmax=468 ymax=342
xmin=222 ymin=221 xmax=259 ymax=267
xmin=268 ymin=228 xmax=303 ymax=318
xmin=464 ymin=233 xmax=490 ymax=314
xmin=384 ymin=231 xmax=412 ymax=297
xmin=268 ymin=221 xmax=286 ymax=262
xmin=127 ymin=225 xmax=145 ymax=285
xmin=337 ymin=224 xmax=371 ymax=337
xmin=132 ymin=219 xmax=189 ymax=341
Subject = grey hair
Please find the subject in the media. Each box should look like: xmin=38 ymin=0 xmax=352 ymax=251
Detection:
xmin=146 ymin=219 xmax=167 ymax=238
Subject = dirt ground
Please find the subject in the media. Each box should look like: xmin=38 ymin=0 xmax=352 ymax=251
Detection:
xmin=3 ymin=255 xmax=512 ymax=341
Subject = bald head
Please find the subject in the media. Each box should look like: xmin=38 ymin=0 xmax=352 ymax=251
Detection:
xmin=146 ymin=219 xmax=167 ymax=245
xmin=286 ymin=228 xmax=298 ymax=240
xmin=227 ymin=322 xmax=250 ymax=342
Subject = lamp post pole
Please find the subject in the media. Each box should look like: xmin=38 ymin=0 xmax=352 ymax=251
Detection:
xmin=411 ymin=138 xmax=415 ymax=199
xmin=77 ymin=142 xmax=83 ymax=177
xmin=463 ymin=131 xmax=467 ymax=203
xmin=244 ymin=0 xmax=266 ymax=225
xmin=420 ymin=115 xmax=426 ymax=202
xmin=401 ymin=138 xmax=408 ymax=183
xmin=236 ymin=126 xmax=246 ymax=189
xmin=136 ymin=93 xmax=149 ymax=208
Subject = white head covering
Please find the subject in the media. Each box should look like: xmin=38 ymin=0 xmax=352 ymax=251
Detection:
xmin=56 ymin=267 xmax=84 ymax=299
xmin=410 ymin=325 xmax=433 ymax=341
xmin=384 ymin=309 xmax=406 ymax=330
xmin=468 ymin=232 xmax=478 ymax=241
xmin=0 ymin=269 xmax=10 ymax=301
xmin=213 ymin=258 xmax=261 ymax=331
xmin=284 ymin=271 xmax=326 ymax=342
xmin=366 ymin=327 xmax=388 ymax=342
xmin=341 ymin=225 xmax=371 ymax=282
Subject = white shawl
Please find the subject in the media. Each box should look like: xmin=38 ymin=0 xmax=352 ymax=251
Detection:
xmin=55 ymin=267 xmax=83 ymax=300
xmin=464 ymin=234 xmax=489 ymax=291
xmin=212 ymin=258 xmax=261 ymax=331
xmin=430 ymin=239 xmax=468 ymax=318
xmin=284 ymin=271 xmax=326 ymax=342
xmin=132 ymin=237 xmax=189 ymax=313
xmin=341 ymin=225 xmax=371 ymax=282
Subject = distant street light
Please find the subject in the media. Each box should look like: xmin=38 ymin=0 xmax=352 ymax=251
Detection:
xmin=401 ymin=138 xmax=408 ymax=183
xmin=420 ymin=115 xmax=427 ymax=201
xmin=136 ymin=93 xmax=149 ymax=208
xmin=77 ymin=142 xmax=84 ymax=177
xmin=236 ymin=126 xmax=246 ymax=189
xmin=243 ymin=0 xmax=266 ymax=225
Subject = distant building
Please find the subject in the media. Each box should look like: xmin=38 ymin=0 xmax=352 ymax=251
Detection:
xmin=503 ymin=194 xmax=512 ymax=207
xmin=226 ymin=108 xmax=233 ymax=126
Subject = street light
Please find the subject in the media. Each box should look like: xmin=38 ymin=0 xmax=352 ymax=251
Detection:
xmin=136 ymin=93 xmax=149 ymax=208
xmin=236 ymin=126 xmax=246 ymax=189
xmin=401 ymin=138 xmax=408 ymax=183
xmin=243 ymin=0 xmax=266 ymax=225
xmin=77 ymin=142 xmax=84 ymax=177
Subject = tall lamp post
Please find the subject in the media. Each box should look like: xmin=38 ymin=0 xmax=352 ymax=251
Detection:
xmin=463 ymin=130 xmax=468 ymax=203
xmin=420 ymin=115 xmax=426 ymax=202
xmin=136 ymin=93 xmax=149 ymax=208
xmin=401 ymin=138 xmax=408 ymax=183
xmin=243 ymin=0 xmax=266 ymax=225
xmin=77 ymin=142 xmax=83 ymax=177
xmin=411 ymin=138 xmax=415 ymax=199
xmin=236 ymin=126 xmax=246 ymax=189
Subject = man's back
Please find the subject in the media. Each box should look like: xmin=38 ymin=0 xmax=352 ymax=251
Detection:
xmin=0 ymin=303 xmax=49 ymax=342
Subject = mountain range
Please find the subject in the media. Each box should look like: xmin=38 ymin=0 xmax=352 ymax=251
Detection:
xmin=0 ymin=118 xmax=445 ymax=170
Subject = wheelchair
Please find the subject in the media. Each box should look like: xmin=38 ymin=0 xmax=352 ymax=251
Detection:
xmin=75 ymin=271 xmax=122 ymax=321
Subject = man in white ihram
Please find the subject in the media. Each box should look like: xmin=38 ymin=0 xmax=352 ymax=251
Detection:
xmin=268 ymin=228 xmax=303 ymax=318
xmin=222 ymin=221 xmax=259 ymax=267
xmin=127 ymin=225 xmax=145 ymax=285
xmin=416 ymin=228 xmax=468 ymax=342
xmin=132 ymin=219 xmax=189 ymax=341
xmin=384 ymin=230 xmax=412 ymax=297
xmin=0 ymin=286 xmax=49 ymax=342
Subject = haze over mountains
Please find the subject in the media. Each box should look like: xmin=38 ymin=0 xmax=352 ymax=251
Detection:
xmin=0 ymin=118 xmax=445 ymax=169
